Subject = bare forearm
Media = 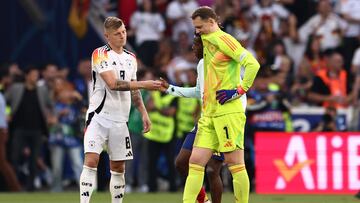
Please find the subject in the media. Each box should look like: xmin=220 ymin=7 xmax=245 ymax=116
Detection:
xmin=131 ymin=90 xmax=147 ymax=115
xmin=112 ymin=80 xmax=131 ymax=91
xmin=112 ymin=80 xmax=146 ymax=91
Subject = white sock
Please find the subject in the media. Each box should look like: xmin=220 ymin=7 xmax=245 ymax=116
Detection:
xmin=110 ymin=170 xmax=125 ymax=203
xmin=80 ymin=165 xmax=97 ymax=203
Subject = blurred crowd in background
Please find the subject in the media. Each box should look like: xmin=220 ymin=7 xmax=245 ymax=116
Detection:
xmin=0 ymin=0 xmax=359 ymax=194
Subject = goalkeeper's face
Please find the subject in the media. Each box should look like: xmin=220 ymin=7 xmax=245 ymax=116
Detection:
xmin=105 ymin=24 xmax=127 ymax=48
xmin=192 ymin=16 xmax=216 ymax=35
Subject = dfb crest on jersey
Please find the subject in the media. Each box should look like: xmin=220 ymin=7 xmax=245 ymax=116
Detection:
xmin=125 ymin=59 xmax=132 ymax=68
xmin=100 ymin=60 xmax=108 ymax=69
xmin=88 ymin=140 xmax=95 ymax=149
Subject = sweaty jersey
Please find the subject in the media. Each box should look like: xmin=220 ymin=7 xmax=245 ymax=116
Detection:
xmin=201 ymin=29 xmax=259 ymax=117
xmin=87 ymin=44 xmax=137 ymax=122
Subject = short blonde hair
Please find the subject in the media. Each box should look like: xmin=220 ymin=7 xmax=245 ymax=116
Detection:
xmin=104 ymin=17 xmax=124 ymax=31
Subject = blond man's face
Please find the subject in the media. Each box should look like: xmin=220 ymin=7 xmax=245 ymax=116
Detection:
xmin=105 ymin=24 xmax=127 ymax=48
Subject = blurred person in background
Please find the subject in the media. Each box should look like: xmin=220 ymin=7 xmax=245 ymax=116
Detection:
xmin=265 ymin=40 xmax=293 ymax=90
xmin=250 ymin=0 xmax=290 ymax=38
xmin=6 ymin=66 xmax=55 ymax=191
xmin=38 ymin=63 xmax=59 ymax=93
xmin=73 ymin=58 xmax=92 ymax=103
xmin=49 ymin=77 xmax=83 ymax=192
xmin=335 ymin=0 xmax=360 ymax=71
xmin=247 ymin=83 xmax=293 ymax=133
xmin=298 ymin=0 xmax=347 ymax=52
xmin=129 ymin=0 xmax=166 ymax=68
xmin=308 ymin=52 xmax=353 ymax=108
xmin=0 ymin=68 xmax=21 ymax=192
xmin=313 ymin=106 xmax=338 ymax=132
xmin=154 ymin=38 xmax=175 ymax=73
xmin=212 ymin=0 xmax=240 ymax=25
xmin=166 ymin=31 xmax=197 ymax=85
xmin=79 ymin=17 xmax=162 ymax=203
xmin=166 ymin=0 xmax=199 ymax=41
xmin=7 ymin=63 xmax=24 ymax=84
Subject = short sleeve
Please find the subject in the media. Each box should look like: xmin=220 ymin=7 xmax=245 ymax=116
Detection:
xmin=91 ymin=48 xmax=113 ymax=74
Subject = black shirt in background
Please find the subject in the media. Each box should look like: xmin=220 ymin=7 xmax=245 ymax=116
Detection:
xmin=12 ymin=88 xmax=46 ymax=133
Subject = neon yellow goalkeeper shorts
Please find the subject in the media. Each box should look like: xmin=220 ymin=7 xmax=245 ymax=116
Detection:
xmin=194 ymin=112 xmax=246 ymax=152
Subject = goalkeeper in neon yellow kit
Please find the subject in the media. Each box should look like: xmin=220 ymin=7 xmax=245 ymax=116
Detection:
xmin=183 ymin=6 xmax=260 ymax=203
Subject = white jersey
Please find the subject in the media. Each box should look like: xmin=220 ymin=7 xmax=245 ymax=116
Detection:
xmin=87 ymin=44 xmax=137 ymax=123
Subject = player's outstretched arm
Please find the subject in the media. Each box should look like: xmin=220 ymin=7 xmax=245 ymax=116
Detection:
xmin=100 ymin=71 xmax=162 ymax=91
xmin=159 ymin=77 xmax=200 ymax=98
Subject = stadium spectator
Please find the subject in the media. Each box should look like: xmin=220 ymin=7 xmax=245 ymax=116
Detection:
xmin=49 ymin=77 xmax=83 ymax=192
xmin=308 ymin=52 xmax=352 ymax=108
xmin=73 ymin=59 xmax=92 ymax=107
xmin=298 ymin=0 xmax=347 ymax=52
xmin=38 ymin=63 xmax=59 ymax=92
xmin=129 ymin=0 xmax=166 ymax=68
xmin=313 ymin=106 xmax=338 ymax=132
xmin=166 ymin=0 xmax=199 ymax=41
xmin=335 ymin=0 xmax=360 ymax=70
xmin=297 ymin=36 xmax=326 ymax=79
xmin=6 ymin=66 xmax=55 ymax=191
xmin=212 ymin=0 xmax=240 ymax=25
xmin=250 ymin=0 xmax=290 ymax=38
xmin=154 ymin=38 xmax=175 ymax=73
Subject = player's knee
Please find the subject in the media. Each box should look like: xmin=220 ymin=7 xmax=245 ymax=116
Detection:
xmin=110 ymin=161 xmax=125 ymax=173
xmin=84 ymin=153 xmax=99 ymax=168
xmin=224 ymin=150 xmax=244 ymax=165
xmin=84 ymin=160 xmax=98 ymax=168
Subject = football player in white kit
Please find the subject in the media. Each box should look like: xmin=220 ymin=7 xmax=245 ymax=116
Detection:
xmin=79 ymin=17 xmax=162 ymax=203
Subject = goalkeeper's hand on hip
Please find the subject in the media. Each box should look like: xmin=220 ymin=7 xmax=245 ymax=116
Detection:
xmin=216 ymin=86 xmax=246 ymax=105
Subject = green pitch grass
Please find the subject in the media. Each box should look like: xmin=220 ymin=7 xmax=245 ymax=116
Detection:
xmin=0 ymin=192 xmax=358 ymax=203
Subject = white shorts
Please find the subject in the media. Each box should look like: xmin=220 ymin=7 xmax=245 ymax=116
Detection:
xmin=84 ymin=116 xmax=133 ymax=161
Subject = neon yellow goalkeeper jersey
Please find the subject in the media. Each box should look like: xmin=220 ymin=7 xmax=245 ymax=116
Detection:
xmin=201 ymin=29 xmax=260 ymax=117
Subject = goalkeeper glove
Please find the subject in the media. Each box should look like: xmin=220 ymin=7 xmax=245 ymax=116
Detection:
xmin=216 ymin=86 xmax=246 ymax=105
